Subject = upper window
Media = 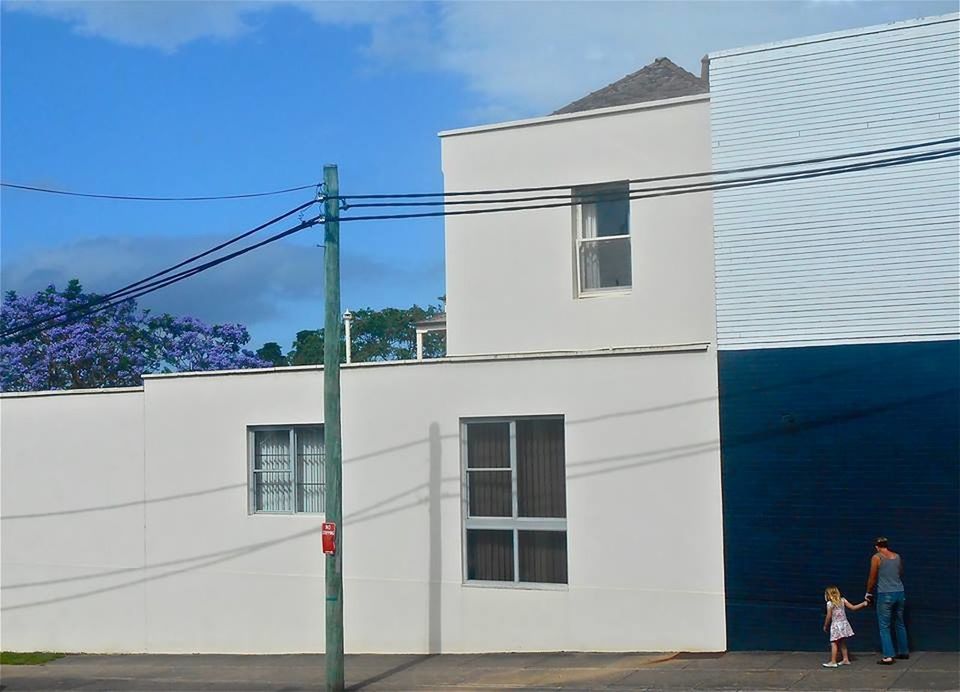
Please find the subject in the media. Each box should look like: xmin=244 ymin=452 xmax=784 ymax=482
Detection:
xmin=248 ymin=426 xmax=324 ymax=514
xmin=574 ymin=182 xmax=632 ymax=295
xmin=462 ymin=417 xmax=567 ymax=586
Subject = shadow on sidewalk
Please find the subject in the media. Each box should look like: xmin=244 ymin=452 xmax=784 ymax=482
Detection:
xmin=348 ymin=655 xmax=438 ymax=691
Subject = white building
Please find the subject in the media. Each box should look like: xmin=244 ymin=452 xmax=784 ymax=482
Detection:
xmin=1 ymin=63 xmax=727 ymax=654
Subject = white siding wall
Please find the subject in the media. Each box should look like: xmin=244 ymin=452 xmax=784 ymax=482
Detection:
xmin=710 ymin=14 xmax=960 ymax=349
xmin=1 ymin=353 xmax=726 ymax=654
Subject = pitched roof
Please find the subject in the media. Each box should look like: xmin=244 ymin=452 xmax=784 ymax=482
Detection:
xmin=552 ymin=57 xmax=708 ymax=115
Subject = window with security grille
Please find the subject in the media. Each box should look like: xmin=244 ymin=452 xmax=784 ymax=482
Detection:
xmin=249 ymin=426 xmax=324 ymax=514
xmin=574 ymin=182 xmax=631 ymax=295
xmin=462 ymin=417 xmax=567 ymax=585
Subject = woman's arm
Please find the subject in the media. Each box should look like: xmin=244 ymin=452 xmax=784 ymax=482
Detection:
xmin=866 ymin=554 xmax=880 ymax=595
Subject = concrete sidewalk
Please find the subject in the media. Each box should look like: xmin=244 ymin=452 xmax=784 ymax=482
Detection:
xmin=1 ymin=651 xmax=957 ymax=691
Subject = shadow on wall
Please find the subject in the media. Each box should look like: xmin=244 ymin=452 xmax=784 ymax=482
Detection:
xmin=3 ymin=345 xmax=955 ymax=648
xmin=428 ymin=422 xmax=442 ymax=654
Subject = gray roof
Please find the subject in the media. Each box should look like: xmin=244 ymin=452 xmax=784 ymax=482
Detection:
xmin=414 ymin=313 xmax=447 ymax=328
xmin=553 ymin=57 xmax=708 ymax=115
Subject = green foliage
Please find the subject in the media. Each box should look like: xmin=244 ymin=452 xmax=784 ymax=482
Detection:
xmin=280 ymin=301 xmax=445 ymax=365
xmin=1 ymin=651 xmax=66 ymax=665
xmin=288 ymin=329 xmax=327 ymax=366
xmin=256 ymin=341 xmax=288 ymax=367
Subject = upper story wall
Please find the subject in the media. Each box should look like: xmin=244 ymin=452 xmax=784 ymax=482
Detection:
xmin=710 ymin=14 xmax=960 ymax=350
xmin=440 ymin=96 xmax=714 ymax=355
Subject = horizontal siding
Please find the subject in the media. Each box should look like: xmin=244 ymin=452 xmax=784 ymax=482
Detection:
xmin=710 ymin=16 xmax=960 ymax=349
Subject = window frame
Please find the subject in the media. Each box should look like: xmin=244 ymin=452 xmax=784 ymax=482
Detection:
xmin=247 ymin=424 xmax=325 ymax=516
xmin=460 ymin=416 xmax=568 ymax=590
xmin=572 ymin=181 xmax=632 ymax=298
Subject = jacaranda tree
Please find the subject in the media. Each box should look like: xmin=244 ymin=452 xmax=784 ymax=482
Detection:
xmin=0 ymin=280 xmax=267 ymax=392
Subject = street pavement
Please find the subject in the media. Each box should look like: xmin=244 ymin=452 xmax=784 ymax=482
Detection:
xmin=1 ymin=651 xmax=958 ymax=691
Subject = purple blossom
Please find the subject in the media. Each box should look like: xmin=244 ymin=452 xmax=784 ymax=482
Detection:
xmin=1 ymin=280 xmax=268 ymax=392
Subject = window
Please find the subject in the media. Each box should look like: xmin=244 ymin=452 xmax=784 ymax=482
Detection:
xmin=574 ymin=182 xmax=631 ymax=294
xmin=462 ymin=417 xmax=567 ymax=585
xmin=248 ymin=426 xmax=324 ymax=514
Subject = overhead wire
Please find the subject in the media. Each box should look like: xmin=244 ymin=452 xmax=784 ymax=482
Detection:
xmin=335 ymin=135 xmax=960 ymax=201
xmin=0 ymin=181 xmax=321 ymax=202
xmin=341 ymin=147 xmax=959 ymax=210
xmin=1 ymin=203 xmax=322 ymax=340
xmin=335 ymin=147 xmax=958 ymax=223
xmin=2 ymin=213 xmax=323 ymax=340
xmin=4 ymin=137 xmax=956 ymax=339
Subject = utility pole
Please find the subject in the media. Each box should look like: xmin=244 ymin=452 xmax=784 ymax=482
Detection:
xmin=322 ymin=164 xmax=345 ymax=692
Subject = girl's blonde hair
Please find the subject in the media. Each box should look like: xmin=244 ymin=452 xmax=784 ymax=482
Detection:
xmin=824 ymin=586 xmax=842 ymax=607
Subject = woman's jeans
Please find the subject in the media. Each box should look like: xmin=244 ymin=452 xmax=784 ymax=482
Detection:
xmin=876 ymin=591 xmax=908 ymax=658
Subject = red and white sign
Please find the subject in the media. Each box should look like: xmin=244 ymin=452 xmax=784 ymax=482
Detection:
xmin=321 ymin=522 xmax=337 ymax=555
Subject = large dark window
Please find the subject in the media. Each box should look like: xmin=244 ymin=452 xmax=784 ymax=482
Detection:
xmin=463 ymin=417 xmax=567 ymax=585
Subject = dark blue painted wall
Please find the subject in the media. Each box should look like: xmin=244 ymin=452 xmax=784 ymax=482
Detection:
xmin=718 ymin=339 xmax=959 ymax=651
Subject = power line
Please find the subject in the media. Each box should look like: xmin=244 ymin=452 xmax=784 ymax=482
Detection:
xmin=342 ymin=146 xmax=959 ymax=210
xmin=2 ymin=214 xmax=323 ymax=340
xmin=0 ymin=181 xmax=321 ymax=202
xmin=4 ymin=142 xmax=956 ymax=338
xmin=336 ymin=147 xmax=958 ymax=223
xmin=1 ymin=206 xmax=322 ymax=340
xmin=337 ymin=136 xmax=960 ymax=201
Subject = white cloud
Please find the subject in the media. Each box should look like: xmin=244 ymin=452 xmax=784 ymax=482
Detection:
xmin=3 ymin=0 xmax=268 ymax=52
xmin=5 ymin=0 xmax=955 ymax=115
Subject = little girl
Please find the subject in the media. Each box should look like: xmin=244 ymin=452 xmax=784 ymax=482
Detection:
xmin=822 ymin=586 xmax=868 ymax=667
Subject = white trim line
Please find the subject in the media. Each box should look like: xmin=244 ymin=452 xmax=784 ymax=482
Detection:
xmin=0 ymin=386 xmax=143 ymax=399
xmin=137 ymin=342 xmax=711 ymax=380
xmin=718 ymin=333 xmax=959 ymax=351
xmin=3 ymin=343 xmax=713 ymax=395
xmin=143 ymin=364 xmax=323 ymax=380
xmin=438 ymin=94 xmax=709 ymax=138
xmin=709 ymin=12 xmax=958 ymax=60
xmin=351 ymin=342 xmax=711 ymax=367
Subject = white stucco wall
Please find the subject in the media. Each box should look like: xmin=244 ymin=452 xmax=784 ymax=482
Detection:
xmin=1 ymin=388 xmax=146 ymax=653
xmin=1 ymin=349 xmax=725 ymax=654
xmin=440 ymin=96 xmax=715 ymax=356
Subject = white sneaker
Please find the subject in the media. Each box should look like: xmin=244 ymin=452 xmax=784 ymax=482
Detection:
xmin=822 ymin=662 xmax=839 ymax=668
xmin=838 ymin=661 xmax=851 ymax=666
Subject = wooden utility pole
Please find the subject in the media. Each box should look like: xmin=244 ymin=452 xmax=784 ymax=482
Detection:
xmin=322 ymin=164 xmax=344 ymax=692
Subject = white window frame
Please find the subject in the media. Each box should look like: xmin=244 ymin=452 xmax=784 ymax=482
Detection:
xmin=460 ymin=416 xmax=568 ymax=590
xmin=573 ymin=181 xmax=632 ymax=298
xmin=247 ymin=424 xmax=325 ymax=515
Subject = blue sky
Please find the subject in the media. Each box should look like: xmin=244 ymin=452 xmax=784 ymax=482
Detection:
xmin=2 ymin=0 xmax=955 ymax=351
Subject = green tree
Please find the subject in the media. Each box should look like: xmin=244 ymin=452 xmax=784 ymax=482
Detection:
xmin=256 ymin=341 xmax=288 ymax=367
xmin=280 ymin=301 xmax=445 ymax=366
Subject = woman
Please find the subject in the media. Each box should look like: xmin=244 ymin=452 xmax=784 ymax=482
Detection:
xmin=865 ymin=537 xmax=909 ymax=665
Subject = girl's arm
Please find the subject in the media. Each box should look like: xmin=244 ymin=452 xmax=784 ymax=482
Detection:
xmin=823 ymin=603 xmax=833 ymax=631
xmin=843 ymin=598 xmax=868 ymax=611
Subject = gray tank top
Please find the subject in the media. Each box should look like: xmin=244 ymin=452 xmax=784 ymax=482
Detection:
xmin=877 ymin=554 xmax=905 ymax=593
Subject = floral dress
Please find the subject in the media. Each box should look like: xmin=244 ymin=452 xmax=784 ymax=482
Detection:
xmin=827 ymin=600 xmax=855 ymax=641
